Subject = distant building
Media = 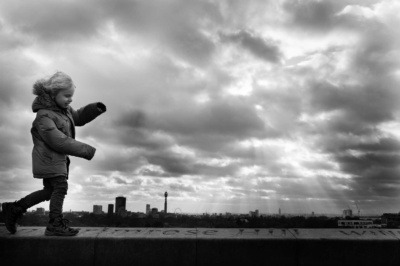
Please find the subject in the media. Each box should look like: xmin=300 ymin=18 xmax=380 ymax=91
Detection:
xmin=338 ymin=219 xmax=380 ymax=228
xmin=36 ymin=207 xmax=45 ymax=215
xmin=151 ymin=208 xmax=159 ymax=218
xmin=115 ymin=196 xmax=126 ymax=216
xmin=93 ymin=205 xmax=102 ymax=214
xmin=249 ymin=210 xmax=260 ymax=217
xmin=146 ymin=204 xmax=151 ymax=214
xmin=108 ymin=204 xmax=114 ymax=215
xmin=343 ymin=209 xmax=353 ymax=218
xmin=381 ymin=213 xmax=400 ymax=228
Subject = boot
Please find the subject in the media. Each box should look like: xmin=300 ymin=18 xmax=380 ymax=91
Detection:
xmin=45 ymin=216 xmax=79 ymax=236
xmin=2 ymin=202 xmax=25 ymax=234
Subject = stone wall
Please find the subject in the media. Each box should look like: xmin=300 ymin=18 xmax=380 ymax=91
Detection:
xmin=1 ymin=227 xmax=400 ymax=266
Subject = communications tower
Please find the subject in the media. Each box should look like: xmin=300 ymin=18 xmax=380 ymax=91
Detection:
xmin=164 ymin=191 xmax=168 ymax=214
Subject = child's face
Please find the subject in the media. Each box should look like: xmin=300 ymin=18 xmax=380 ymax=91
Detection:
xmin=55 ymin=86 xmax=75 ymax=109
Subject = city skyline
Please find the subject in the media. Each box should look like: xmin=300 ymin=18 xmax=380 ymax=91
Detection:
xmin=15 ymin=193 xmax=383 ymax=217
xmin=0 ymin=194 xmax=384 ymax=217
xmin=1 ymin=0 xmax=400 ymax=215
xmin=16 ymin=205 xmax=385 ymax=218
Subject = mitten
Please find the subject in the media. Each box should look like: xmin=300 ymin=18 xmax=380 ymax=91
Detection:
xmin=97 ymin=102 xmax=107 ymax=113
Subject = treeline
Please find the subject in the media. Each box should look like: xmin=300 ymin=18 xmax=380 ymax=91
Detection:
xmin=1 ymin=212 xmax=341 ymax=228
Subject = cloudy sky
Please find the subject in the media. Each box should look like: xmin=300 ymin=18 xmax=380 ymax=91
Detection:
xmin=1 ymin=0 xmax=400 ymax=215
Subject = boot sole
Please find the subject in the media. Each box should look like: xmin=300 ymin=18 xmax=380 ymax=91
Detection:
xmin=45 ymin=229 xmax=79 ymax=237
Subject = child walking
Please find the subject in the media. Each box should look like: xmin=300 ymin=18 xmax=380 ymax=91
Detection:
xmin=2 ymin=71 xmax=106 ymax=236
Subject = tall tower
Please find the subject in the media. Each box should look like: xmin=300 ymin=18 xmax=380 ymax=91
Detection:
xmin=108 ymin=204 xmax=114 ymax=215
xmin=115 ymin=196 xmax=126 ymax=216
xmin=164 ymin=191 xmax=168 ymax=214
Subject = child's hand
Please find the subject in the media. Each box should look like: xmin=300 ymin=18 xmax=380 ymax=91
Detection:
xmin=97 ymin=102 xmax=107 ymax=113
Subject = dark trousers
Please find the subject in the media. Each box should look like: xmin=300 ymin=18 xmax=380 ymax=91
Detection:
xmin=17 ymin=176 xmax=68 ymax=221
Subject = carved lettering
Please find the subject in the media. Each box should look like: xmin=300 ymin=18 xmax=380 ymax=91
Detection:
xmin=127 ymin=230 xmax=142 ymax=234
xmin=19 ymin=229 xmax=37 ymax=232
xmin=163 ymin=230 xmax=180 ymax=235
xmin=7 ymin=227 xmax=400 ymax=239
xmin=236 ymin=229 xmax=260 ymax=236
xmin=379 ymin=230 xmax=396 ymax=236
xmin=147 ymin=230 xmax=162 ymax=235
xmin=339 ymin=231 xmax=366 ymax=236
xmin=185 ymin=230 xmax=198 ymax=235
xmin=378 ymin=231 xmax=387 ymax=236
xmin=203 ymin=230 xmax=218 ymax=235
xmin=110 ymin=229 xmax=141 ymax=235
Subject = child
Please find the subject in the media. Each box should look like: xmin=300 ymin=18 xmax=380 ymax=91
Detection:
xmin=2 ymin=71 xmax=106 ymax=236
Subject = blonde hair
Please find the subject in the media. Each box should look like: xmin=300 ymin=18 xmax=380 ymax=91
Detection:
xmin=33 ymin=71 xmax=74 ymax=96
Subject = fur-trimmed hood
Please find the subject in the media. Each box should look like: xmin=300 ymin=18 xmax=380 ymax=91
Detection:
xmin=31 ymin=83 xmax=61 ymax=113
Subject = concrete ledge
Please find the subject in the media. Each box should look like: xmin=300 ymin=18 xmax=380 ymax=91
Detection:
xmin=1 ymin=227 xmax=400 ymax=266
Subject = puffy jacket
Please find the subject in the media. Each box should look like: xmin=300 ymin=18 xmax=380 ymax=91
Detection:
xmin=31 ymin=85 xmax=106 ymax=179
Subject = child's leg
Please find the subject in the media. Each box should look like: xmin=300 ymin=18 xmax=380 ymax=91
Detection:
xmin=45 ymin=176 xmax=78 ymax=236
xmin=16 ymin=181 xmax=53 ymax=210
xmin=47 ymin=176 xmax=68 ymax=222
xmin=3 ymin=179 xmax=53 ymax=234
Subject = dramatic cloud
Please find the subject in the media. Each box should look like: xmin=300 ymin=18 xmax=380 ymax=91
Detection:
xmin=1 ymin=0 xmax=400 ymax=215
xmin=219 ymin=30 xmax=282 ymax=63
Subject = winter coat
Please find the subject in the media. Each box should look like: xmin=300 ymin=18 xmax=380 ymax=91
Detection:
xmin=31 ymin=85 xmax=106 ymax=179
